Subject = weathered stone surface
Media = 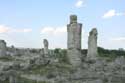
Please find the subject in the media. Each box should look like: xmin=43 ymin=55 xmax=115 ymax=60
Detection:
xmin=0 ymin=15 xmax=125 ymax=83
xmin=67 ymin=15 xmax=82 ymax=67
xmin=0 ymin=63 xmax=20 ymax=83
xmin=7 ymin=70 xmax=19 ymax=83
xmin=40 ymin=48 xmax=44 ymax=56
xmin=83 ymin=79 xmax=103 ymax=83
xmin=87 ymin=28 xmax=98 ymax=59
xmin=43 ymin=39 xmax=49 ymax=57
xmin=114 ymin=56 xmax=125 ymax=66
xmin=70 ymin=15 xmax=77 ymax=24
xmin=0 ymin=40 xmax=6 ymax=57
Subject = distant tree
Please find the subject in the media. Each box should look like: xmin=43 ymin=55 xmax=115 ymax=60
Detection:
xmin=60 ymin=49 xmax=69 ymax=64
xmin=98 ymin=47 xmax=110 ymax=57
xmin=30 ymin=49 xmax=37 ymax=53
xmin=81 ymin=49 xmax=87 ymax=56
xmin=54 ymin=48 xmax=61 ymax=54
xmin=118 ymin=48 xmax=124 ymax=51
xmin=54 ymin=48 xmax=69 ymax=64
xmin=98 ymin=47 xmax=125 ymax=58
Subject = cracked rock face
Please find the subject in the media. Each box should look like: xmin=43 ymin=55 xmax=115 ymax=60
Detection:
xmin=67 ymin=15 xmax=82 ymax=67
xmin=87 ymin=28 xmax=98 ymax=59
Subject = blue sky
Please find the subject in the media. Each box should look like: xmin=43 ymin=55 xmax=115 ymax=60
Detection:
xmin=0 ymin=0 xmax=125 ymax=49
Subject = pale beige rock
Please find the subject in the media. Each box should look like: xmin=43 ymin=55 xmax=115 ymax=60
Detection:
xmin=87 ymin=28 xmax=98 ymax=59
xmin=67 ymin=15 xmax=82 ymax=66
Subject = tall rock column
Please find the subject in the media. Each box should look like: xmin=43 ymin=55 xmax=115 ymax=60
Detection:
xmin=67 ymin=15 xmax=82 ymax=66
xmin=87 ymin=28 xmax=98 ymax=59
xmin=43 ymin=39 xmax=49 ymax=57
xmin=0 ymin=40 xmax=6 ymax=57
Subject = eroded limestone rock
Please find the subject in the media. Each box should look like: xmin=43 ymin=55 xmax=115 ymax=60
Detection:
xmin=67 ymin=15 xmax=82 ymax=67
xmin=43 ymin=39 xmax=49 ymax=57
xmin=87 ymin=28 xmax=98 ymax=59
xmin=0 ymin=40 xmax=6 ymax=57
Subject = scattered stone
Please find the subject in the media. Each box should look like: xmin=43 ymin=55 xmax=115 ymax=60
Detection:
xmin=84 ymin=79 xmax=103 ymax=83
xmin=0 ymin=15 xmax=125 ymax=83
xmin=114 ymin=56 xmax=125 ymax=66
xmin=7 ymin=70 xmax=19 ymax=83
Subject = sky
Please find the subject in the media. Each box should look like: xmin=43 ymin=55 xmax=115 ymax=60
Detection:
xmin=0 ymin=0 xmax=125 ymax=49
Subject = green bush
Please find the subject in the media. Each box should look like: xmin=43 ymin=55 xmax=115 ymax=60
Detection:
xmin=54 ymin=48 xmax=69 ymax=64
xmin=98 ymin=47 xmax=125 ymax=59
xmin=0 ymin=56 xmax=13 ymax=61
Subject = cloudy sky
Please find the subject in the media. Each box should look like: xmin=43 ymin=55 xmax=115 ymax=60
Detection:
xmin=0 ymin=0 xmax=125 ymax=49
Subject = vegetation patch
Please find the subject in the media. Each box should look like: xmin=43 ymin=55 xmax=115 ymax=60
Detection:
xmin=98 ymin=47 xmax=125 ymax=59
xmin=19 ymin=77 xmax=48 ymax=83
xmin=0 ymin=56 xmax=14 ymax=61
xmin=23 ymin=62 xmax=72 ymax=77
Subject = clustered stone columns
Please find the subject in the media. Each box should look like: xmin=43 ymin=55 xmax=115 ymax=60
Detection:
xmin=67 ymin=15 xmax=98 ymax=66
xmin=0 ymin=15 xmax=98 ymax=68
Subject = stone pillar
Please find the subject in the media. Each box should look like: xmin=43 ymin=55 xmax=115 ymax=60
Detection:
xmin=0 ymin=40 xmax=6 ymax=57
xmin=40 ymin=48 xmax=44 ymax=56
xmin=9 ymin=73 xmax=18 ymax=83
xmin=8 ymin=64 xmax=20 ymax=83
xmin=87 ymin=28 xmax=98 ymax=59
xmin=9 ymin=76 xmax=16 ymax=83
xmin=67 ymin=15 xmax=82 ymax=66
xmin=43 ymin=39 xmax=49 ymax=57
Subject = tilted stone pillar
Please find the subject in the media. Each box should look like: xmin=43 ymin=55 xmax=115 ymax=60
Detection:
xmin=67 ymin=15 xmax=82 ymax=66
xmin=43 ymin=39 xmax=49 ymax=57
xmin=87 ymin=28 xmax=98 ymax=59
xmin=0 ymin=40 xmax=6 ymax=57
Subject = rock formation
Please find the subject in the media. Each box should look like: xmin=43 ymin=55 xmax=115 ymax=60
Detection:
xmin=87 ymin=28 xmax=98 ymax=59
xmin=43 ymin=39 xmax=49 ymax=57
xmin=67 ymin=15 xmax=82 ymax=66
xmin=8 ymin=70 xmax=18 ymax=83
xmin=0 ymin=40 xmax=7 ymax=57
xmin=0 ymin=15 xmax=125 ymax=83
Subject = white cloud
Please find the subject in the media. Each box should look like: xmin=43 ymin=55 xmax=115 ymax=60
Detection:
xmin=23 ymin=28 xmax=32 ymax=32
xmin=102 ymin=37 xmax=125 ymax=49
xmin=102 ymin=9 xmax=125 ymax=19
xmin=75 ymin=0 xmax=85 ymax=8
xmin=41 ymin=26 xmax=88 ymax=49
xmin=0 ymin=25 xmax=10 ymax=33
xmin=116 ymin=12 xmax=125 ymax=16
xmin=41 ymin=26 xmax=67 ymax=48
xmin=11 ymin=28 xmax=32 ymax=33
xmin=0 ymin=25 xmax=32 ymax=33
xmin=102 ymin=9 xmax=116 ymax=19
xmin=41 ymin=26 xmax=66 ymax=35
xmin=111 ymin=37 xmax=125 ymax=41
